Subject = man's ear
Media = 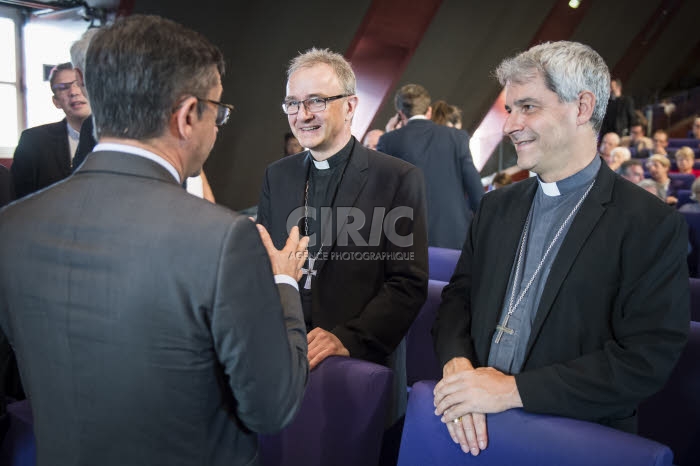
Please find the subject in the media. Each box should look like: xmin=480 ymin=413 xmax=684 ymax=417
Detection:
xmin=173 ymin=96 xmax=198 ymax=140
xmin=52 ymin=95 xmax=60 ymax=109
xmin=345 ymin=95 xmax=359 ymax=121
xmin=576 ymin=90 xmax=595 ymax=126
xmin=425 ymin=106 xmax=432 ymax=120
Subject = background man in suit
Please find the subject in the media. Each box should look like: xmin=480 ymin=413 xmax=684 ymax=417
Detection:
xmin=0 ymin=15 xmax=309 ymax=466
xmin=257 ymin=48 xmax=428 ymax=429
xmin=377 ymin=84 xmax=483 ymax=249
xmin=11 ymin=62 xmax=91 ymax=198
xmin=432 ymin=41 xmax=688 ymax=457
xmin=600 ymin=77 xmax=636 ymax=137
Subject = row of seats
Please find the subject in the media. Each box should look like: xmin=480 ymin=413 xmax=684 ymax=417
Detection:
xmin=2 ymin=248 xmax=697 ymax=465
xmin=667 ymin=138 xmax=700 ymax=149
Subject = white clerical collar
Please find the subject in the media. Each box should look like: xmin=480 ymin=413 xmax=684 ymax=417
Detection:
xmin=92 ymin=142 xmax=181 ymax=183
xmin=537 ymin=156 xmax=601 ymax=197
xmin=312 ymin=158 xmax=330 ymax=170
xmin=538 ymin=179 xmax=561 ymax=196
xmin=408 ymin=115 xmax=429 ymax=121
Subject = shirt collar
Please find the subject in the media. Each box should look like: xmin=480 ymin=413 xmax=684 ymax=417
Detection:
xmin=66 ymin=121 xmax=80 ymax=141
xmin=537 ymin=155 xmax=601 ymax=197
xmin=310 ymin=137 xmax=354 ymax=171
xmin=408 ymin=115 xmax=429 ymax=122
xmin=92 ymin=142 xmax=181 ymax=183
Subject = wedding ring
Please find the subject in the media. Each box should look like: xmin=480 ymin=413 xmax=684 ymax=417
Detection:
xmin=452 ymin=417 xmax=462 ymax=424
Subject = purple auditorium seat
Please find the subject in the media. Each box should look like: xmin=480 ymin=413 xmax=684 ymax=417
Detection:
xmin=668 ymin=138 xmax=699 ymax=149
xmin=399 ymin=381 xmax=674 ymax=466
xmin=676 ymin=189 xmax=692 ymax=209
xmin=639 ymin=321 xmax=700 ymax=466
xmin=690 ymin=278 xmax=700 ymax=321
xmin=259 ymin=356 xmax=392 ymax=466
xmin=406 ymin=280 xmax=446 ymax=386
xmin=0 ymin=400 xmax=36 ymax=466
xmin=681 ymin=212 xmax=700 ymax=278
xmin=669 ymin=173 xmax=695 ymax=191
xmin=428 ymin=247 xmax=461 ymax=282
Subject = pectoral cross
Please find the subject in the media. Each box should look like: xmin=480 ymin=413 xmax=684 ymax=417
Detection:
xmin=301 ymin=257 xmax=317 ymax=290
xmin=494 ymin=314 xmax=515 ymax=344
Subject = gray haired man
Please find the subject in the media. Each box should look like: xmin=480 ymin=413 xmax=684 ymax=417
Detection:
xmin=433 ymin=41 xmax=688 ymax=456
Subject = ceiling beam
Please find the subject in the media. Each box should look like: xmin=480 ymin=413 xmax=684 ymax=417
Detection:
xmin=345 ymin=0 xmax=443 ymax=139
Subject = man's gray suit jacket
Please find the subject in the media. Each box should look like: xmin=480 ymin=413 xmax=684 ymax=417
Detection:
xmin=0 ymin=150 xmax=308 ymax=466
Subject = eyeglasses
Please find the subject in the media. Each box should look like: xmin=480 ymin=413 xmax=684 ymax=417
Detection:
xmin=197 ymin=98 xmax=234 ymax=126
xmin=282 ymin=94 xmax=351 ymax=115
xmin=52 ymin=80 xmax=79 ymax=94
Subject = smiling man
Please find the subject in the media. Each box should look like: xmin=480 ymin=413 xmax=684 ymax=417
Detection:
xmin=432 ymin=41 xmax=688 ymax=456
xmin=11 ymin=62 xmax=91 ymax=198
xmin=257 ymin=48 xmax=428 ymax=429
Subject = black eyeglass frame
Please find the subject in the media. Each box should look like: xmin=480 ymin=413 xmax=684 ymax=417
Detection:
xmin=282 ymin=94 xmax=352 ymax=115
xmin=196 ymin=98 xmax=235 ymax=126
xmin=52 ymin=80 xmax=80 ymax=94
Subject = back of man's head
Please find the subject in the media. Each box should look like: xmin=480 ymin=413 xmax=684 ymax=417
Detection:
xmin=395 ymin=84 xmax=431 ymax=118
xmin=85 ymin=15 xmax=224 ymax=141
xmin=495 ymin=41 xmax=610 ymax=135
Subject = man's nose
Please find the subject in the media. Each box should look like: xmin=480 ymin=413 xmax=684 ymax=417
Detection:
xmin=503 ymin=112 xmax=522 ymax=136
xmin=69 ymin=81 xmax=82 ymax=96
xmin=296 ymin=102 xmax=314 ymax=120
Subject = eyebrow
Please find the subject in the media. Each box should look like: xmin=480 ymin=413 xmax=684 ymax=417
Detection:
xmin=513 ymin=97 xmax=540 ymax=107
xmin=284 ymin=94 xmax=322 ymax=101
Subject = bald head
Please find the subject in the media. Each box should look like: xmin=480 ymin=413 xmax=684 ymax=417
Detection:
xmin=599 ymin=132 xmax=620 ymax=159
xmin=363 ymin=129 xmax=384 ymax=150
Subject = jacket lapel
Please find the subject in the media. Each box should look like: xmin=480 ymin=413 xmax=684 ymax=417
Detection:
xmin=53 ymin=119 xmax=72 ymax=176
xmin=479 ymin=178 xmax=537 ymax=357
xmin=282 ymin=152 xmax=310 ymax=238
xmin=523 ymin=164 xmax=615 ymax=360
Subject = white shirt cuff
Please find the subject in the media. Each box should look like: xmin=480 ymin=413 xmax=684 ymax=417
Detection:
xmin=274 ymin=274 xmax=299 ymax=291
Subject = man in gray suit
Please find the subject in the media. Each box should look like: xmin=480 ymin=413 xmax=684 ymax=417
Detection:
xmin=0 ymin=15 xmax=309 ymax=466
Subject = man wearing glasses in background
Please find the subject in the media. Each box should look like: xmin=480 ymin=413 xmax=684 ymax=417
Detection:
xmin=257 ymin=48 xmax=428 ymax=456
xmin=11 ymin=62 xmax=91 ymax=199
xmin=0 ymin=15 xmax=310 ymax=466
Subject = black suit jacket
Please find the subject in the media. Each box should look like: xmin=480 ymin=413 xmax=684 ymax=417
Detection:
xmin=377 ymin=119 xmax=483 ymax=249
xmin=11 ymin=119 xmax=72 ymax=199
xmin=0 ymin=150 xmax=308 ymax=466
xmin=258 ymin=140 xmax=428 ymax=421
xmin=0 ymin=165 xmax=13 ymax=208
xmin=601 ymin=95 xmax=636 ymax=137
xmin=433 ymin=163 xmax=689 ymax=432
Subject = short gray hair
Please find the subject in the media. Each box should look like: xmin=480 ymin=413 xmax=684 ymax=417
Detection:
xmin=610 ymin=146 xmax=631 ymax=163
xmin=495 ymin=41 xmax=610 ymax=134
xmin=287 ymin=47 xmax=356 ymax=95
xmin=70 ymin=27 xmax=101 ymax=72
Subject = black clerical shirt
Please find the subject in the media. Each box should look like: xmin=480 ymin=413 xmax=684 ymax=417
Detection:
xmin=305 ymin=137 xmax=353 ymax=256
